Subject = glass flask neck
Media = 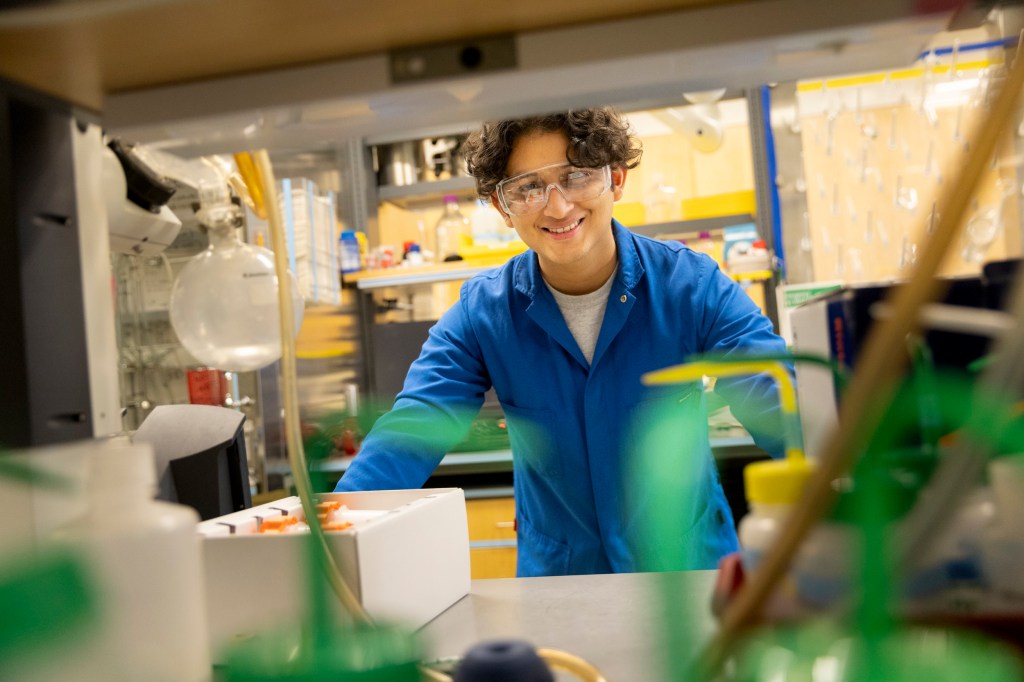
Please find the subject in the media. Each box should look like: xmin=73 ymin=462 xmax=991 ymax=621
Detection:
xmin=207 ymin=222 xmax=239 ymax=249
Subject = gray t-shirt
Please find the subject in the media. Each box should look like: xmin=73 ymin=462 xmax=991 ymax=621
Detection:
xmin=545 ymin=268 xmax=618 ymax=364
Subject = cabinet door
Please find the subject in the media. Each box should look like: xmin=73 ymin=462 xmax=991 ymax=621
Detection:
xmin=466 ymin=496 xmax=516 ymax=579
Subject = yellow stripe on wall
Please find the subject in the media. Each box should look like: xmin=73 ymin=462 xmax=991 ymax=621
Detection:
xmin=797 ymin=59 xmax=1000 ymax=92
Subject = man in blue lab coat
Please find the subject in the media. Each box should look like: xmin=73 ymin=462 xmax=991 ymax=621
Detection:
xmin=336 ymin=107 xmax=788 ymax=576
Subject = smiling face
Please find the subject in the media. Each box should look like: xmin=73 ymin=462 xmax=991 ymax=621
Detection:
xmin=490 ymin=130 xmax=626 ymax=295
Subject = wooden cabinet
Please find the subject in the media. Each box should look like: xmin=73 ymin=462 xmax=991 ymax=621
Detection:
xmin=465 ymin=496 xmax=517 ymax=579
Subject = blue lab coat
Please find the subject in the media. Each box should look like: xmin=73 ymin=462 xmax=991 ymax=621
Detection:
xmin=336 ymin=220 xmax=787 ymax=576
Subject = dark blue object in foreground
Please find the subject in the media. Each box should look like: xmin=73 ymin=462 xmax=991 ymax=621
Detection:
xmin=453 ymin=639 xmax=554 ymax=682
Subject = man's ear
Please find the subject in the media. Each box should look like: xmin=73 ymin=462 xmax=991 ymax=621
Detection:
xmin=611 ymin=167 xmax=627 ymax=201
xmin=490 ymin=192 xmax=514 ymax=227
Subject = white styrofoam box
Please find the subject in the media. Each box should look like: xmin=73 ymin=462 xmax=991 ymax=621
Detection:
xmin=198 ymin=488 xmax=470 ymax=662
xmin=266 ymin=498 xmax=305 ymax=517
xmin=200 ymin=523 xmax=232 ymax=537
xmin=213 ymin=514 xmax=258 ymax=535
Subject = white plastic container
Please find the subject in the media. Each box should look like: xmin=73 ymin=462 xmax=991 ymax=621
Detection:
xmin=791 ymin=520 xmax=858 ymax=606
xmin=980 ymin=454 xmax=1024 ymax=596
xmin=907 ymin=486 xmax=994 ymax=595
xmin=726 ymin=239 xmax=771 ymax=274
xmin=739 ymin=501 xmax=794 ymax=572
xmin=56 ymin=442 xmax=211 ymax=682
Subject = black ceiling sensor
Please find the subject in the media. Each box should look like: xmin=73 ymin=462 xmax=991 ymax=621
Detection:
xmin=389 ymin=35 xmax=517 ymax=84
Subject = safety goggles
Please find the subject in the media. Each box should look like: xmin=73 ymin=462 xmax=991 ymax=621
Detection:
xmin=495 ymin=162 xmax=611 ymax=216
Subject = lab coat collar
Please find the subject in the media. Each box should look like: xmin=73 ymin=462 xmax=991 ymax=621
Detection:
xmin=512 ymin=219 xmax=645 ymax=299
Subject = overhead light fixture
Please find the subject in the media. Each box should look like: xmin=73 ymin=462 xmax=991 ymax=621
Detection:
xmin=446 ymin=80 xmax=484 ymax=104
xmin=673 ymin=90 xmax=727 ymax=153
xmin=682 ymin=89 xmax=728 ymax=105
xmin=672 ymin=105 xmax=725 ymax=153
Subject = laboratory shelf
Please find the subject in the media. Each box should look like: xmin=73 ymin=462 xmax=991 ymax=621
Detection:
xmin=344 ymin=261 xmax=497 ymax=290
xmin=628 ymin=213 xmax=756 ymax=241
xmin=377 ymin=176 xmax=478 ymax=209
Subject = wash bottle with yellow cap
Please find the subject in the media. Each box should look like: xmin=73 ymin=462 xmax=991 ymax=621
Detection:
xmin=641 ymin=356 xmax=813 ymax=575
xmin=738 ymin=456 xmax=814 ymax=572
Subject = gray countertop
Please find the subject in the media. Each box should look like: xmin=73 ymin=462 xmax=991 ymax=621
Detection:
xmin=265 ymin=449 xmax=515 ymax=477
xmin=418 ymin=570 xmax=720 ymax=682
xmin=267 ymin=433 xmax=762 ymax=478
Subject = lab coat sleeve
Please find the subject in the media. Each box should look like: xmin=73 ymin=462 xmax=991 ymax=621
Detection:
xmin=335 ymin=289 xmax=490 ymax=492
xmin=697 ymin=259 xmax=789 ymax=459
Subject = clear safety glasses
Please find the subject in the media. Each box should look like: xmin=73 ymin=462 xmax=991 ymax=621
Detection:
xmin=495 ymin=162 xmax=611 ymax=216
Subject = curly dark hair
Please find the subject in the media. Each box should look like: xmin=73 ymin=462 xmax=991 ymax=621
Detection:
xmin=461 ymin=107 xmax=643 ymax=199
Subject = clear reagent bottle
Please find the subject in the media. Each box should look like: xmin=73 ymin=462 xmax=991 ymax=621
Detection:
xmin=434 ymin=194 xmax=472 ymax=261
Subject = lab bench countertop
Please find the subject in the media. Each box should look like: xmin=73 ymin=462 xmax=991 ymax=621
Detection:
xmin=419 ymin=570 xmax=720 ymax=682
xmin=266 ymin=433 xmax=762 ymax=478
xmin=266 ymin=449 xmax=516 ymax=478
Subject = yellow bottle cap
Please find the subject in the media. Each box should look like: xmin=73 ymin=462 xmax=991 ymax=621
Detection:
xmin=744 ymin=458 xmax=814 ymax=505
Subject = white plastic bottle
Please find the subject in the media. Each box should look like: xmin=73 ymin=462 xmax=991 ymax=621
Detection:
xmin=434 ymin=194 xmax=472 ymax=261
xmin=58 ymin=441 xmax=211 ymax=682
xmin=980 ymin=453 xmax=1024 ymax=596
xmin=738 ymin=457 xmax=813 ymax=573
xmin=791 ymin=515 xmax=858 ymax=607
xmin=907 ymin=485 xmax=994 ymax=595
